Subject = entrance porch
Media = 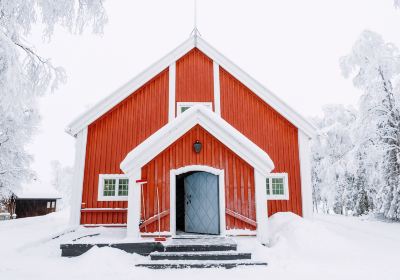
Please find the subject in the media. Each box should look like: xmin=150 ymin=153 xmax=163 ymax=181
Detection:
xmin=120 ymin=105 xmax=275 ymax=243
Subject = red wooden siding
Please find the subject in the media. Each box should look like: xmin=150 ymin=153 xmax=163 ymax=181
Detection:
xmin=81 ymin=69 xmax=169 ymax=224
xmin=219 ymin=67 xmax=303 ymax=217
xmin=140 ymin=125 xmax=256 ymax=232
xmin=175 ymin=48 xmax=214 ymax=110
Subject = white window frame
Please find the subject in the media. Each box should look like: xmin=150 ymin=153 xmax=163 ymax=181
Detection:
xmin=176 ymin=102 xmax=212 ymax=116
xmin=98 ymin=174 xmax=129 ymax=201
xmin=266 ymin=173 xmax=289 ymax=200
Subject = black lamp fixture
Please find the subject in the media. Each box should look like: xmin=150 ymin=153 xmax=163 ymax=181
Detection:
xmin=193 ymin=140 xmax=202 ymax=153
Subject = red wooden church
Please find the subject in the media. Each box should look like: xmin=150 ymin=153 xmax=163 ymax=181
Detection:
xmin=66 ymin=35 xmax=316 ymax=243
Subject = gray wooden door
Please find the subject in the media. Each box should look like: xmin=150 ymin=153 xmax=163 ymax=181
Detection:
xmin=184 ymin=172 xmax=219 ymax=235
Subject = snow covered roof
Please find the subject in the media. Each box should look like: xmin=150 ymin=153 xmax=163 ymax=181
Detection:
xmin=120 ymin=105 xmax=275 ymax=177
xmin=14 ymin=182 xmax=61 ymax=200
xmin=66 ymin=35 xmax=317 ymax=138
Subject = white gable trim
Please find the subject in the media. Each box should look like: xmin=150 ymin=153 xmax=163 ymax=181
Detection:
xmin=195 ymin=37 xmax=316 ymax=138
xmin=66 ymin=35 xmax=316 ymax=138
xmin=66 ymin=37 xmax=195 ymax=136
xmin=120 ymin=105 xmax=275 ymax=177
xmin=213 ymin=61 xmax=221 ymax=116
xmin=168 ymin=63 xmax=176 ymax=121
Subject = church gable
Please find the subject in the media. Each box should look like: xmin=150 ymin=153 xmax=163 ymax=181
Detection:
xmin=176 ymin=48 xmax=214 ymax=104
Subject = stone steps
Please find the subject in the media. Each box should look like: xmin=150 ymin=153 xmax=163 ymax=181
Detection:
xmin=136 ymin=260 xmax=268 ymax=269
xmin=135 ymin=236 xmax=267 ymax=269
xmin=150 ymin=251 xmax=251 ymax=261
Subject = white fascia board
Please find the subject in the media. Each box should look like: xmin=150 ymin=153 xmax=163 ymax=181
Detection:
xmin=196 ymin=37 xmax=317 ymax=138
xmin=120 ymin=105 xmax=274 ymax=177
xmin=66 ymin=37 xmax=196 ymax=136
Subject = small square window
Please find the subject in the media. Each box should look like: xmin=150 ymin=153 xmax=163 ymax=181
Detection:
xmin=103 ymin=179 xmax=116 ymax=196
xmin=266 ymin=174 xmax=289 ymax=200
xmin=98 ymin=175 xmax=129 ymax=201
xmin=118 ymin=179 xmax=129 ymax=196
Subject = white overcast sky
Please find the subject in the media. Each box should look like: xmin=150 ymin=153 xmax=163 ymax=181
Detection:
xmin=27 ymin=0 xmax=400 ymax=186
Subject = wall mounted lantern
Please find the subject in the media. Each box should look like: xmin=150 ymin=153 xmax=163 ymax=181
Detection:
xmin=193 ymin=140 xmax=202 ymax=153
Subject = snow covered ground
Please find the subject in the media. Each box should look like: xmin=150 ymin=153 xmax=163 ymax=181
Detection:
xmin=1 ymin=211 xmax=399 ymax=280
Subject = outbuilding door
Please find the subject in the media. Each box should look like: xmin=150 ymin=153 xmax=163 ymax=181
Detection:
xmin=184 ymin=172 xmax=220 ymax=235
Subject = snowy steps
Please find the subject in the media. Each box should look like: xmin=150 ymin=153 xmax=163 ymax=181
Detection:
xmin=149 ymin=251 xmax=252 ymax=261
xmin=136 ymin=260 xmax=268 ymax=269
xmin=135 ymin=236 xmax=267 ymax=269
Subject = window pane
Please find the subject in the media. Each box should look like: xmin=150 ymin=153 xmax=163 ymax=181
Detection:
xmin=47 ymin=202 xmax=51 ymax=208
xmin=103 ymin=179 xmax=116 ymax=196
xmin=272 ymin=177 xmax=284 ymax=195
xmin=266 ymin=178 xmax=270 ymax=195
xmin=118 ymin=178 xmax=129 ymax=196
xmin=181 ymin=106 xmax=191 ymax=113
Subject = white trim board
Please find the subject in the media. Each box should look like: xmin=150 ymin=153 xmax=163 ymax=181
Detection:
xmin=69 ymin=127 xmax=87 ymax=227
xmin=120 ymin=105 xmax=275 ymax=177
xmin=168 ymin=63 xmax=176 ymax=121
xmin=169 ymin=165 xmax=226 ymax=236
xmin=66 ymin=35 xmax=317 ymax=138
xmin=298 ymin=130 xmax=313 ymax=219
xmin=213 ymin=61 xmax=221 ymax=116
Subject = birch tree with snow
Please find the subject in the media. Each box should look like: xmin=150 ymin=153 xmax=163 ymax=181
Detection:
xmin=50 ymin=161 xmax=73 ymax=209
xmin=338 ymin=30 xmax=400 ymax=220
xmin=0 ymin=1 xmax=107 ymax=201
xmin=311 ymin=105 xmax=357 ymax=214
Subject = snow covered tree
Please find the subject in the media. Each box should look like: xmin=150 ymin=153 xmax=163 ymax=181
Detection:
xmin=50 ymin=160 xmax=73 ymax=209
xmin=311 ymin=105 xmax=357 ymax=214
xmin=0 ymin=1 xmax=107 ymax=200
xmin=340 ymin=30 xmax=400 ymax=220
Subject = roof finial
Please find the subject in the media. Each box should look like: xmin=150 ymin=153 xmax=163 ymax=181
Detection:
xmin=190 ymin=0 xmax=201 ymax=38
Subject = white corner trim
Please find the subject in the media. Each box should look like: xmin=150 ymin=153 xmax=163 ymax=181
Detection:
xmin=120 ymin=105 xmax=275 ymax=177
xmin=298 ymin=130 xmax=313 ymax=219
xmin=213 ymin=61 xmax=221 ymax=116
xmin=254 ymin=169 xmax=269 ymax=244
xmin=66 ymin=36 xmax=316 ymax=138
xmin=126 ymin=169 xmax=142 ymax=238
xmin=69 ymin=127 xmax=87 ymax=227
xmin=176 ymin=102 xmax=212 ymax=116
xmin=97 ymin=174 xmax=129 ymax=202
xmin=168 ymin=63 xmax=176 ymax=122
xmin=266 ymin=173 xmax=290 ymax=200
xmin=169 ymin=165 xmax=226 ymax=236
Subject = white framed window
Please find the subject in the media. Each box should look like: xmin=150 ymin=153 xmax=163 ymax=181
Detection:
xmin=98 ymin=174 xmax=129 ymax=201
xmin=266 ymin=173 xmax=289 ymax=200
xmin=51 ymin=201 xmax=55 ymax=208
xmin=177 ymin=102 xmax=212 ymax=115
xmin=47 ymin=202 xmax=51 ymax=208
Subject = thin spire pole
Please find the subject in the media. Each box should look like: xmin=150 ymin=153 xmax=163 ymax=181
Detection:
xmin=194 ymin=0 xmax=197 ymax=31
xmin=190 ymin=0 xmax=201 ymax=37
